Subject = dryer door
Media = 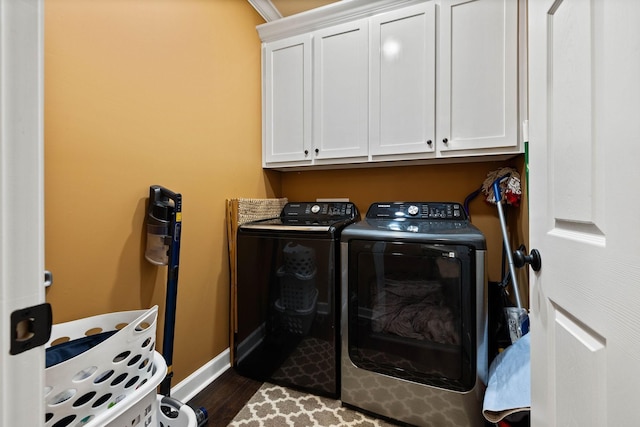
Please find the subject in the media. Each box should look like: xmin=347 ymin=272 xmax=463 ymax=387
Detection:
xmin=346 ymin=240 xmax=477 ymax=391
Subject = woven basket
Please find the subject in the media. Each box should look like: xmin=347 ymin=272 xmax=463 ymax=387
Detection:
xmin=236 ymin=197 xmax=288 ymax=225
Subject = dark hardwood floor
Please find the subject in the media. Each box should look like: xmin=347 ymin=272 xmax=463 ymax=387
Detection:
xmin=187 ymin=368 xmax=262 ymax=427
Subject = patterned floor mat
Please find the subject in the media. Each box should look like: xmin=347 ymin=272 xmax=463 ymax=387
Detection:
xmin=228 ymin=383 xmax=401 ymax=427
xmin=271 ymin=337 xmax=335 ymax=395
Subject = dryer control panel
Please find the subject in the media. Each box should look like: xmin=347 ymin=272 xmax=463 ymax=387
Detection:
xmin=366 ymin=202 xmax=467 ymax=220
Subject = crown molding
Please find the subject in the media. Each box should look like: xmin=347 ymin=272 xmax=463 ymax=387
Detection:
xmin=256 ymin=0 xmax=426 ymax=42
xmin=248 ymin=0 xmax=282 ymax=22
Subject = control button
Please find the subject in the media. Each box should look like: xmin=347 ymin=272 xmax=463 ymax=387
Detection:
xmin=407 ymin=205 xmax=419 ymax=216
xmin=311 ymin=204 xmax=320 ymax=214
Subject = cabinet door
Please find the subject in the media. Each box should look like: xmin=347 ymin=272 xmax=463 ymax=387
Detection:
xmin=313 ymin=20 xmax=369 ymax=161
xmin=438 ymin=0 xmax=518 ymax=154
xmin=263 ymin=34 xmax=312 ymax=165
xmin=370 ymin=3 xmax=436 ymax=156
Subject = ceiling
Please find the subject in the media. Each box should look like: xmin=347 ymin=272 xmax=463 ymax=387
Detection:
xmin=270 ymin=0 xmax=340 ymax=17
xmin=249 ymin=0 xmax=341 ymax=21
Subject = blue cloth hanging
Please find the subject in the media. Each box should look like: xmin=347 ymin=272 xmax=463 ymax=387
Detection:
xmin=482 ymin=333 xmax=531 ymax=423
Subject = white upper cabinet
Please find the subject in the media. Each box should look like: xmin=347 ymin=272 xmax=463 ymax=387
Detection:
xmin=313 ymin=19 xmax=369 ymax=162
xmin=437 ymin=0 xmax=519 ymax=155
xmin=258 ymin=0 xmax=524 ymax=170
xmin=370 ymin=3 xmax=436 ymax=157
xmin=263 ymin=34 xmax=312 ymax=164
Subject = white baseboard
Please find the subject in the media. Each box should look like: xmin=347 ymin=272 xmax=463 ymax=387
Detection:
xmin=170 ymin=348 xmax=231 ymax=403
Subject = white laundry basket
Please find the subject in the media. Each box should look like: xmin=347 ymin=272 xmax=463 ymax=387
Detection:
xmin=89 ymin=351 xmax=166 ymax=426
xmin=89 ymin=353 xmax=197 ymax=427
xmin=44 ymin=305 xmax=197 ymax=427
xmin=45 ymin=306 xmax=160 ymax=426
xmin=81 ymin=352 xmax=198 ymax=427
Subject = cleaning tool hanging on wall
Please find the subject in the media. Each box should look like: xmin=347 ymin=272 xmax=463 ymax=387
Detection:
xmin=482 ymin=168 xmax=529 ymax=343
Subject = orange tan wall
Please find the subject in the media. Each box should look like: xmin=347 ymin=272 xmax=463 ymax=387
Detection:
xmin=281 ymin=158 xmax=529 ymax=301
xmin=43 ymin=0 xmax=530 ymax=388
xmin=43 ymin=0 xmax=276 ymax=384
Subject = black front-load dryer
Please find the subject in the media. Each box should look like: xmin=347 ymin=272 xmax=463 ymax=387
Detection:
xmin=234 ymin=201 xmax=359 ymax=398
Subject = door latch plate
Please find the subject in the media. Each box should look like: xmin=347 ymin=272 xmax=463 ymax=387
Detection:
xmin=10 ymin=303 xmax=52 ymax=355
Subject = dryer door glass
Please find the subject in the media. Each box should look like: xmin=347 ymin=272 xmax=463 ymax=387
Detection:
xmin=347 ymin=240 xmax=476 ymax=391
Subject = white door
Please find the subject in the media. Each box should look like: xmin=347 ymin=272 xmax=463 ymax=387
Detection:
xmin=0 ymin=0 xmax=46 ymax=426
xmin=529 ymin=1 xmax=640 ymax=426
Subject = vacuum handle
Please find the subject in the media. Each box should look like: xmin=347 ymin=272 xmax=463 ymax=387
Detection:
xmin=150 ymin=184 xmax=178 ymax=200
xmin=149 ymin=185 xmax=182 ymax=219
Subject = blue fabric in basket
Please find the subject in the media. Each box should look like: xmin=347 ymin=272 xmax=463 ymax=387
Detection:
xmin=46 ymin=330 xmax=117 ymax=368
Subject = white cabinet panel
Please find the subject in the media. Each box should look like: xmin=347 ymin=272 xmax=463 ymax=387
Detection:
xmin=438 ymin=0 xmax=519 ymax=154
xmin=313 ymin=20 xmax=369 ymax=160
xmin=263 ymin=34 xmax=312 ymax=165
xmin=260 ymin=0 xmax=523 ymax=170
xmin=370 ymin=2 xmax=436 ymax=156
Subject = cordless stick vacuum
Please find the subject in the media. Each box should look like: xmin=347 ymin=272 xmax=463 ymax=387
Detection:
xmin=144 ymin=186 xmax=209 ymax=426
xmin=144 ymin=185 xmax=182 ymax=396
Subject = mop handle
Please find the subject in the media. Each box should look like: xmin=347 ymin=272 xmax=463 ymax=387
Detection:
xmin=493 ymin=179 xmax=523 ymax=309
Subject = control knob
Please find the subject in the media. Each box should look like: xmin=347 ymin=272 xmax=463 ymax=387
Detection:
xmin=311 ymin=204 xmax=321 ymax=214
xmin=407 ymin=205 xmax=419 ymax=216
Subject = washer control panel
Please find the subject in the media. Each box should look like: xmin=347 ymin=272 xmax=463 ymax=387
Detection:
xmin=366 ymin=202 xmax=466 ymax=220
xmin=281 ymin=202 xmax=359 ymax=221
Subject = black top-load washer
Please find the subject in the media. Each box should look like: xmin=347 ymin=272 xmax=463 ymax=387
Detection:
xmin=340 ymin=202 xmax=488 ymax=427
xmin=234 ymin=201 xmax=359 ymax=398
